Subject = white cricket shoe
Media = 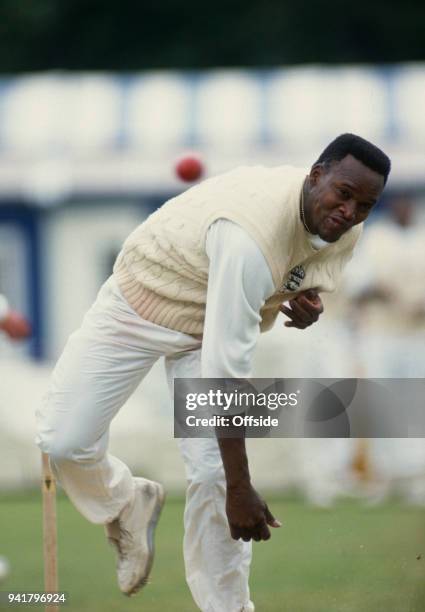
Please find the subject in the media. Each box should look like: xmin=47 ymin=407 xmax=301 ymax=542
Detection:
xmin=105 ymin=477 xmax=165 ymax=596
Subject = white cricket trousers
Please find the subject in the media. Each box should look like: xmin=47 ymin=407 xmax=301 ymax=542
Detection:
xmin=36 ymin=277 xmax=254 ymax=612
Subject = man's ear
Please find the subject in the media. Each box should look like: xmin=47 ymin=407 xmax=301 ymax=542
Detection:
xmin=309 ymin=162 xmax=327 ymax=186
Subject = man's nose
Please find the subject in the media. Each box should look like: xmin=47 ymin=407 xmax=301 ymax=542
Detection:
xmin=341 ymin=199 xmax=356 ymax=220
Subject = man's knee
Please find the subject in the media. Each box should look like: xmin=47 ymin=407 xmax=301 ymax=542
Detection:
xmin=37 ymin=431 xmax=100 ymax=465
xmin=39 ymin=436 xmax=76 ymax=464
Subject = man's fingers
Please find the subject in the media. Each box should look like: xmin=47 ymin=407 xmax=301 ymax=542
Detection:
xmin=280 ymin=292 xmax=323 ymax=329
xmin=280 ymin=306 xmax=309 ymax=327
xmin=289 ymin=299 xmax=316 ymax=323
xmin=281 ymin=300 xmax=313 ymax=322
xmin=230 ymin=525 xmax=242 ymax=540
xmin=280 ymin=303 xmax=310 ymax=328
xmin=240 ymin=529 xmax=253 ymax=542
xmin=284 ymin=320 xmax=307 ymax=329
xmin=258 ymin=522 xmax=271 ymax=540
xmin=246 ymin=521 xmax=271 ymax=542
xmin=231 ymin=519 xmax=275 ymax=542
xmin=297 ymin=293 xmax=324 ymax=315
xmin=304 ymin=289 xmax=319 ymax=300
xmin=265 ymin=506 xmax=282 ymax=528
xmin=279 ymin=304 xmax=294 ymax=318
xmin=231 ymin=527 xmax=257 ymax=542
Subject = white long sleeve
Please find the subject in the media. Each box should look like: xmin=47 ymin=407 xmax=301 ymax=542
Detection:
xmin=201 ymin=219 xmax=275 ymax=378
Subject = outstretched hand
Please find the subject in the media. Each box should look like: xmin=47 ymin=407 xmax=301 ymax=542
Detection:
xmin=279 ymin=289 xmax=323 ymax=329
xmin=226 ymin=483 xmax=281 ymax=542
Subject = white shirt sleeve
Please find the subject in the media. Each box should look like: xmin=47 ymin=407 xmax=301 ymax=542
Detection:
xmin=0 ymin=294 xmax=9 ymax=323
xmin=201 ymin=219 xmax=275 ymax=378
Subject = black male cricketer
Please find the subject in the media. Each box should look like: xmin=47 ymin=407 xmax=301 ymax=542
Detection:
xmin=37 ymin=133 xmax=391 ymax=612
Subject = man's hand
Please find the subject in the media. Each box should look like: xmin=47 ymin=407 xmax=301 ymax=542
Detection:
xmin=217 ymin=436 xmax=280 ymax=542
xmin=279 ymin=289 xmax=323 ymax=329
xmin=226 ymin=482 xmax=281 ymax=542
xmin=0 ymin=311 xmax=32 ymax=340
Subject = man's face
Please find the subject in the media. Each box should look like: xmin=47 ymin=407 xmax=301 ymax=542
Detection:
xmin=307 ymin=154 xmax=385 ymax=242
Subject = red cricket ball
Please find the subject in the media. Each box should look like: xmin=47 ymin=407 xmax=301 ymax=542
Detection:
xmin=175 ymin=154 xmax=204 ymax=182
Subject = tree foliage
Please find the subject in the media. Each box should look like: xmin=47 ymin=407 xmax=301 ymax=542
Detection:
xmin=0 ymin=0 xmax=424 ymax=72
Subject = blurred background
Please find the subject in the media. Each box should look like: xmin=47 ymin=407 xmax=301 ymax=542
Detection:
xmin=0 ymin=2 xmax=424 ymax=610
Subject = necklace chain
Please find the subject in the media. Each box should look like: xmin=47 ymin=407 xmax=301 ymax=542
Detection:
xmin=300 ymin=178 xmax=313 ymax=234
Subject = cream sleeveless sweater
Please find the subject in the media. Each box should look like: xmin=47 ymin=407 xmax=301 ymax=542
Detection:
xmin=114 ymin=165 xmax=361 ymax=336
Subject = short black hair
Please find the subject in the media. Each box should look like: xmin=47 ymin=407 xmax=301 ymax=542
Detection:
xmin=313 ymin=133 xmax=391 ymax=185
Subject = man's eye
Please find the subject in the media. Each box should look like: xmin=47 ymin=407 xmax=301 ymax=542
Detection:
xmin=338 ymin=188 xmax=350 ymax=198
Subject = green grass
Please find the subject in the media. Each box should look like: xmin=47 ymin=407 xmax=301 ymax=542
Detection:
xmin=0 ymin=492 xmax=424 ymax=611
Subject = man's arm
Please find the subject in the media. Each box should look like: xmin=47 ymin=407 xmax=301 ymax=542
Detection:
xmin=202 ymin=219 xmax=281 ymax=541
xmin=218 ymin=436 xmax=281 ymax=541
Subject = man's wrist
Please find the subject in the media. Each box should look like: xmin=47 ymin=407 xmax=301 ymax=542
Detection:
xmin=226 ymin=478 xmax=252 ymax=492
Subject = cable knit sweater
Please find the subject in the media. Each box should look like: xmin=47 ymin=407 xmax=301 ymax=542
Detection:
xmin=113 ymin=165 xmax=361 ymax=336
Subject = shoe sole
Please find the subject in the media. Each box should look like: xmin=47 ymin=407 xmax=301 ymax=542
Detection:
xmin=125 ymin=481 xmax=166 ymax=597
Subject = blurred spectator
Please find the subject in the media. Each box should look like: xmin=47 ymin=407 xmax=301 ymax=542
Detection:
xmin=347 ymin=195 xmax=425 ymax=376
xmin=344 ymin=195 xmax=425 ymax=504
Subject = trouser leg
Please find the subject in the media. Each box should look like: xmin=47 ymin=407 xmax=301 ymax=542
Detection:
xmin=37 ymin=333 xmax=154 ymax=523
xmin=36 ymin=278 xmax=162 ymax=524
xmin=165 ymin=350 xmax=253 ymax=612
